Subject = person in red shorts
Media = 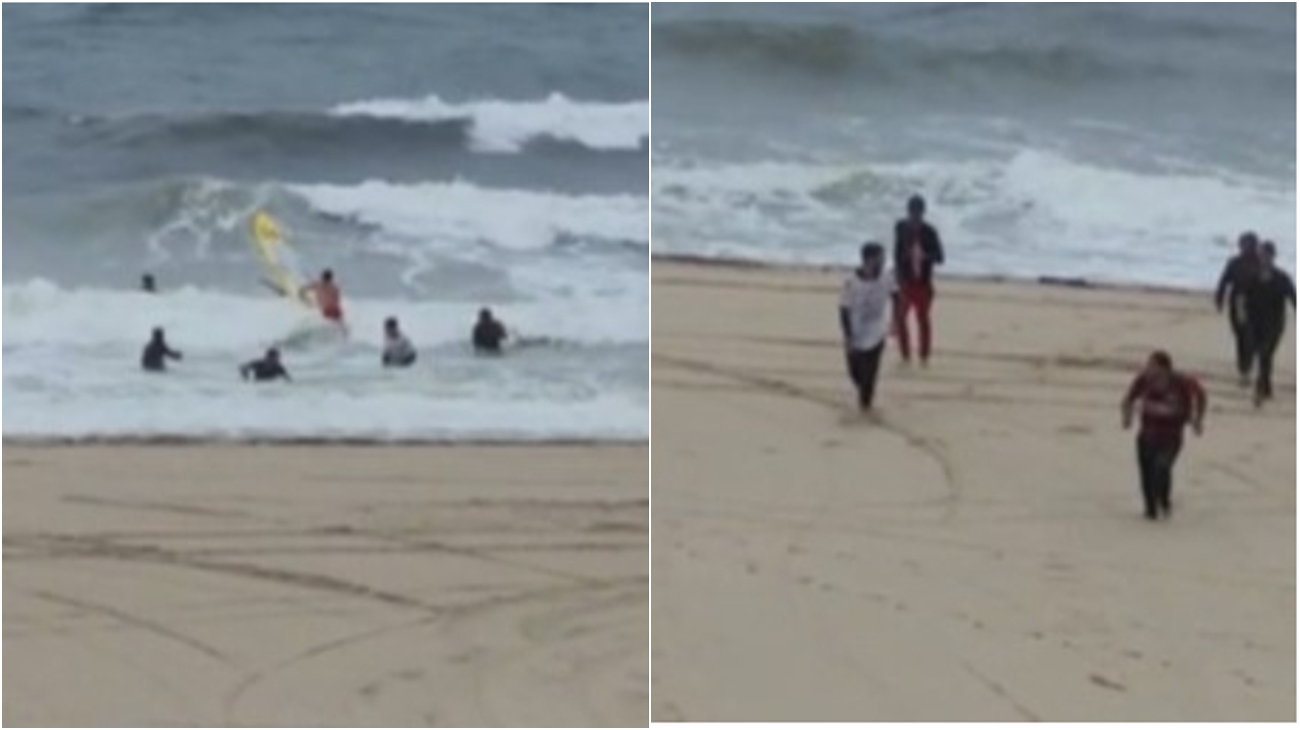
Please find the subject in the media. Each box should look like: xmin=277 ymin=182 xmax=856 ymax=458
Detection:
xmin=300 ymin=268 xmax=345 ymax=326
xmin=1121 ymin=350 xmax=1207 ymax=521
xmin=892 ymin=194 xmax=945 ymax=366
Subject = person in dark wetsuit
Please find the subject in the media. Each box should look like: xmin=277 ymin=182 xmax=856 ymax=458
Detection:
xmin=381 ymin=317 xmax=417 ymax=368
xmin=141 ymin=273 xmax=157 ymax=293
xmin=140 ymin=327 xmax=182 ymax=372
xmin=1121 ymin=351 xmax=1207 ymax=521
xmin=1214 ymin=231 xmax=1260 ymax=385
xmin=1243 ymin=241 xmax=1296 ymax=406
xmin=240 ymin=348 xmax=291 ymax=382
xmin=893 ymin=194 xmax=945 ymax=366
xmin=472 ymin=308 xmax=508 ymax=354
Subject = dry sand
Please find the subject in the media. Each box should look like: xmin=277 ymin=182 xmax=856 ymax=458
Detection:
xmin=4 ymin=443 xmax=647 ymax=727
xmin=652 ymin=260 xmax=1295 ymax=722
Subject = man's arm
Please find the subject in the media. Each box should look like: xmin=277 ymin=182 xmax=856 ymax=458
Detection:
xmin=1120 ymin=375 xmax=1144 ymax=428
xmin=839 ymin=307 xmax=852 ymax=344
xmin=1287 ymin=274 xmax=1297 ymax=308
xmin=1214 ymin=258 xmax=1235 ymax=311
xmin=1187 ymin=377 xmax=1207 ymax=433
xmin=930 ymin=225 xmax=945 ymax=266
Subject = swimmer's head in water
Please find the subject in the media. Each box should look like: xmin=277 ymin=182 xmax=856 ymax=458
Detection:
xmin=322 ymin=269 xmax=334 ymax=283
xmin=479 ymin=307 xmax=493 ymax=322
xmin=384 ymin=316 xmax=399 ymax=334
xmin=266 ymin=347 xmax=281 ymax=361
xmin=142 ymin=273 xmax=156 ymax=291
xmin=151 ymin=327 xmax=164 ymax=341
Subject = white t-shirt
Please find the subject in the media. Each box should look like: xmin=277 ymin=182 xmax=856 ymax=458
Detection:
xmin=840 ymin=268 xmax=896 ymax=351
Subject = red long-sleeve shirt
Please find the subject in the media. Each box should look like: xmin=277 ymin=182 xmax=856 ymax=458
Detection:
xmin=1124 ymin=371 xmax=1206 ymax=443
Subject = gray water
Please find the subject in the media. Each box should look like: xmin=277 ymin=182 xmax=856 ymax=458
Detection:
xmin=652 ymin=3 xmax=1296 ymax=287
xmin=3 ymin=3 xmax=649 ymax=441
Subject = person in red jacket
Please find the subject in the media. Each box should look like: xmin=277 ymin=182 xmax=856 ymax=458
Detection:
xmin=893 ymin=194 xmax=945 ymax=365
xmin=1121 ymin=351 xmax=1207 ymax=521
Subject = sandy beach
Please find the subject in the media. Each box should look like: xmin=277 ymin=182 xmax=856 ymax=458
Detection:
xmin=651 ymin=260 xmax=1295 ymax=722
xmin=4 ymin=443 xmax=647 ymax=727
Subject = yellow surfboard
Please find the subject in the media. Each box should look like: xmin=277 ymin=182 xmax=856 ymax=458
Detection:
xmin=251 ymin=211 xmax=314 ymax=307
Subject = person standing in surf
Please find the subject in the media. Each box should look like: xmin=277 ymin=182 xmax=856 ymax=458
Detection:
xmin=840 ymin=242 xmax=895 ymax=412
xmin=1243 ymin=241 xmax=1296 ymax=407
xmin=1215 ymin=231 xmax=1260 ymax=386
xmin=1121 ymin=351 xmax=1207 ymax=521
xmin=893 ymin=194 xmax=944 ymax=366
xmin=300 ymin=269 xmax=345 ymax=327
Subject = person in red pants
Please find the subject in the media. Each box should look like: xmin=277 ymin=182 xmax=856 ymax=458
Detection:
xmin=893 ymin=195 xmax=945 ymax=365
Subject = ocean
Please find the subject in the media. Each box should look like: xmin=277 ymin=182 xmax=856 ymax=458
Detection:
xmin=3 ymin=3 xmax=649 ymax=441
xmin=652 ymin=3 xmax=1296 ymax=287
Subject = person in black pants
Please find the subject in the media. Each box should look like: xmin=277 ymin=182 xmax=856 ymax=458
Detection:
xmin=1244 ymin=241 xmax=1296 ymax=406
xmin=1121 ymin=351 xmax=1207 ymax=520
xmin=839 ymin=242 xmax=894 ymax=411
xmin=1215 ymin=232 xmax=1260 ymax=385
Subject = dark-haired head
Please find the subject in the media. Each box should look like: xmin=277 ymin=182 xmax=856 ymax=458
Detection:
xmin=1149 ymin=350 xmax=1173 ymax=372
xmin=322 ymin=269 xmax=334 ymax=283
xmin=907 ymin=195 xmax=926 ymax=219
xmin=1239 ymin=231 xmax=1260 ymax=254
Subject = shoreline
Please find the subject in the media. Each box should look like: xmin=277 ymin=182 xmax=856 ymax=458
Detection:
xmin=653 ymin=253 xmax=1217 ymax=297
xmin=2 ymin=436 xmax=648 ymax=448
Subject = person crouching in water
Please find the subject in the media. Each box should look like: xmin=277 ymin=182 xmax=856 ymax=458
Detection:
xmin=240 ymin=348 xmax=291 ymax=382
xmin=473 ymin=307 xmax=508 ymax=354
xmin=839 ymin=242 xmax=895 ymax=412
xmin=1121 ymin=351 xmax=1207 ymax=521
xmin=382 ymin=317 xmax=417 ymax=368
xmin=141 ymin=327 xmax=182 ymax=372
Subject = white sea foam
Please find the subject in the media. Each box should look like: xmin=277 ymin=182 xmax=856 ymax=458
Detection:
xmin=3 ymin=280 xmax=647 ymax=441
xmin=653 ymin=149 xmax=1296 ymax=288
xmin=331 ymin=92 xmax=649 ymax=152
xmin=291 ymin=179 xmax=648 ymax=252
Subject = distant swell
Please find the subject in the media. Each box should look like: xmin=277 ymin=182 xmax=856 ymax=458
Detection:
xmin=654 ymin=19 xmax=1172 ymax=84
xmin=68 ymin=108 xmax=635 ymax=157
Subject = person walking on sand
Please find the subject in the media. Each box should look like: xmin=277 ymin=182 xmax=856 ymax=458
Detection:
xmin=840 ymin=242 xmax=896 ymax=412
xmin=1243 ymin=241 xmax=1296 ymax=407
xmin=1215 ymin=231 xmax=1260 ymax=386
xmin=893 ymin=194 xmax=944 ymax=366
xmin=1121 ymin=351 xmax=1207 ymax=521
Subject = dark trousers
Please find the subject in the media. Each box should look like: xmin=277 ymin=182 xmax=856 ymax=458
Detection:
xmin=1251 ymin=323 xmax=1284 ymax=399
xmin=845 ymin=343 xmax=885 ymax=410
xmin=1136 ymin=435 xmax=1182 ymax=518
xmin=1231 ymin=316 xmax=1254 ymax=377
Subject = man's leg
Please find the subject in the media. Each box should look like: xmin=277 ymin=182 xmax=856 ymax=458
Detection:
xmin=1153 ymin=439 xmax=1182 ymax=517
xmin=858 ymin=342 xmax=885 ymax=410
xmin=1232 ymin=317 xmax=1253 ymax=384
xmin=1136 ymin=437 xmax=1158 ymax=520
xmin=895 ymin=290 xmax=914 ymax=362
xmin=916 ymin=285 xmax=934 ymax=363
xmin=845 ymin=351 xmax=866 ymax=407
xmin=1257 ymin=326 xmax=1282 ymax=401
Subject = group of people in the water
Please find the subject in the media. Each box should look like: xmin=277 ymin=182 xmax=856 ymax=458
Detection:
xmin=139 ymin=268 xmax=514 ymax=381
xmin=839 ymin=195 xmax=1293 ymax=522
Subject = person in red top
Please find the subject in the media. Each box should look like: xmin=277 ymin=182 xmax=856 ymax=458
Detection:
xmin=892 ymin=194 xmax=945 ymax=365
xmin=300 ymin=268 xmax=345 ymax=326
xmin=1121 ymin=351 xmax=1207 ymax=521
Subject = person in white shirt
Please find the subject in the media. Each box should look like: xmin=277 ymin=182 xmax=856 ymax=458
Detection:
xmin=381 ymin=316 xmax=417 ymax=368
xmin=839 ymin=242 xmax=896 ymax=411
